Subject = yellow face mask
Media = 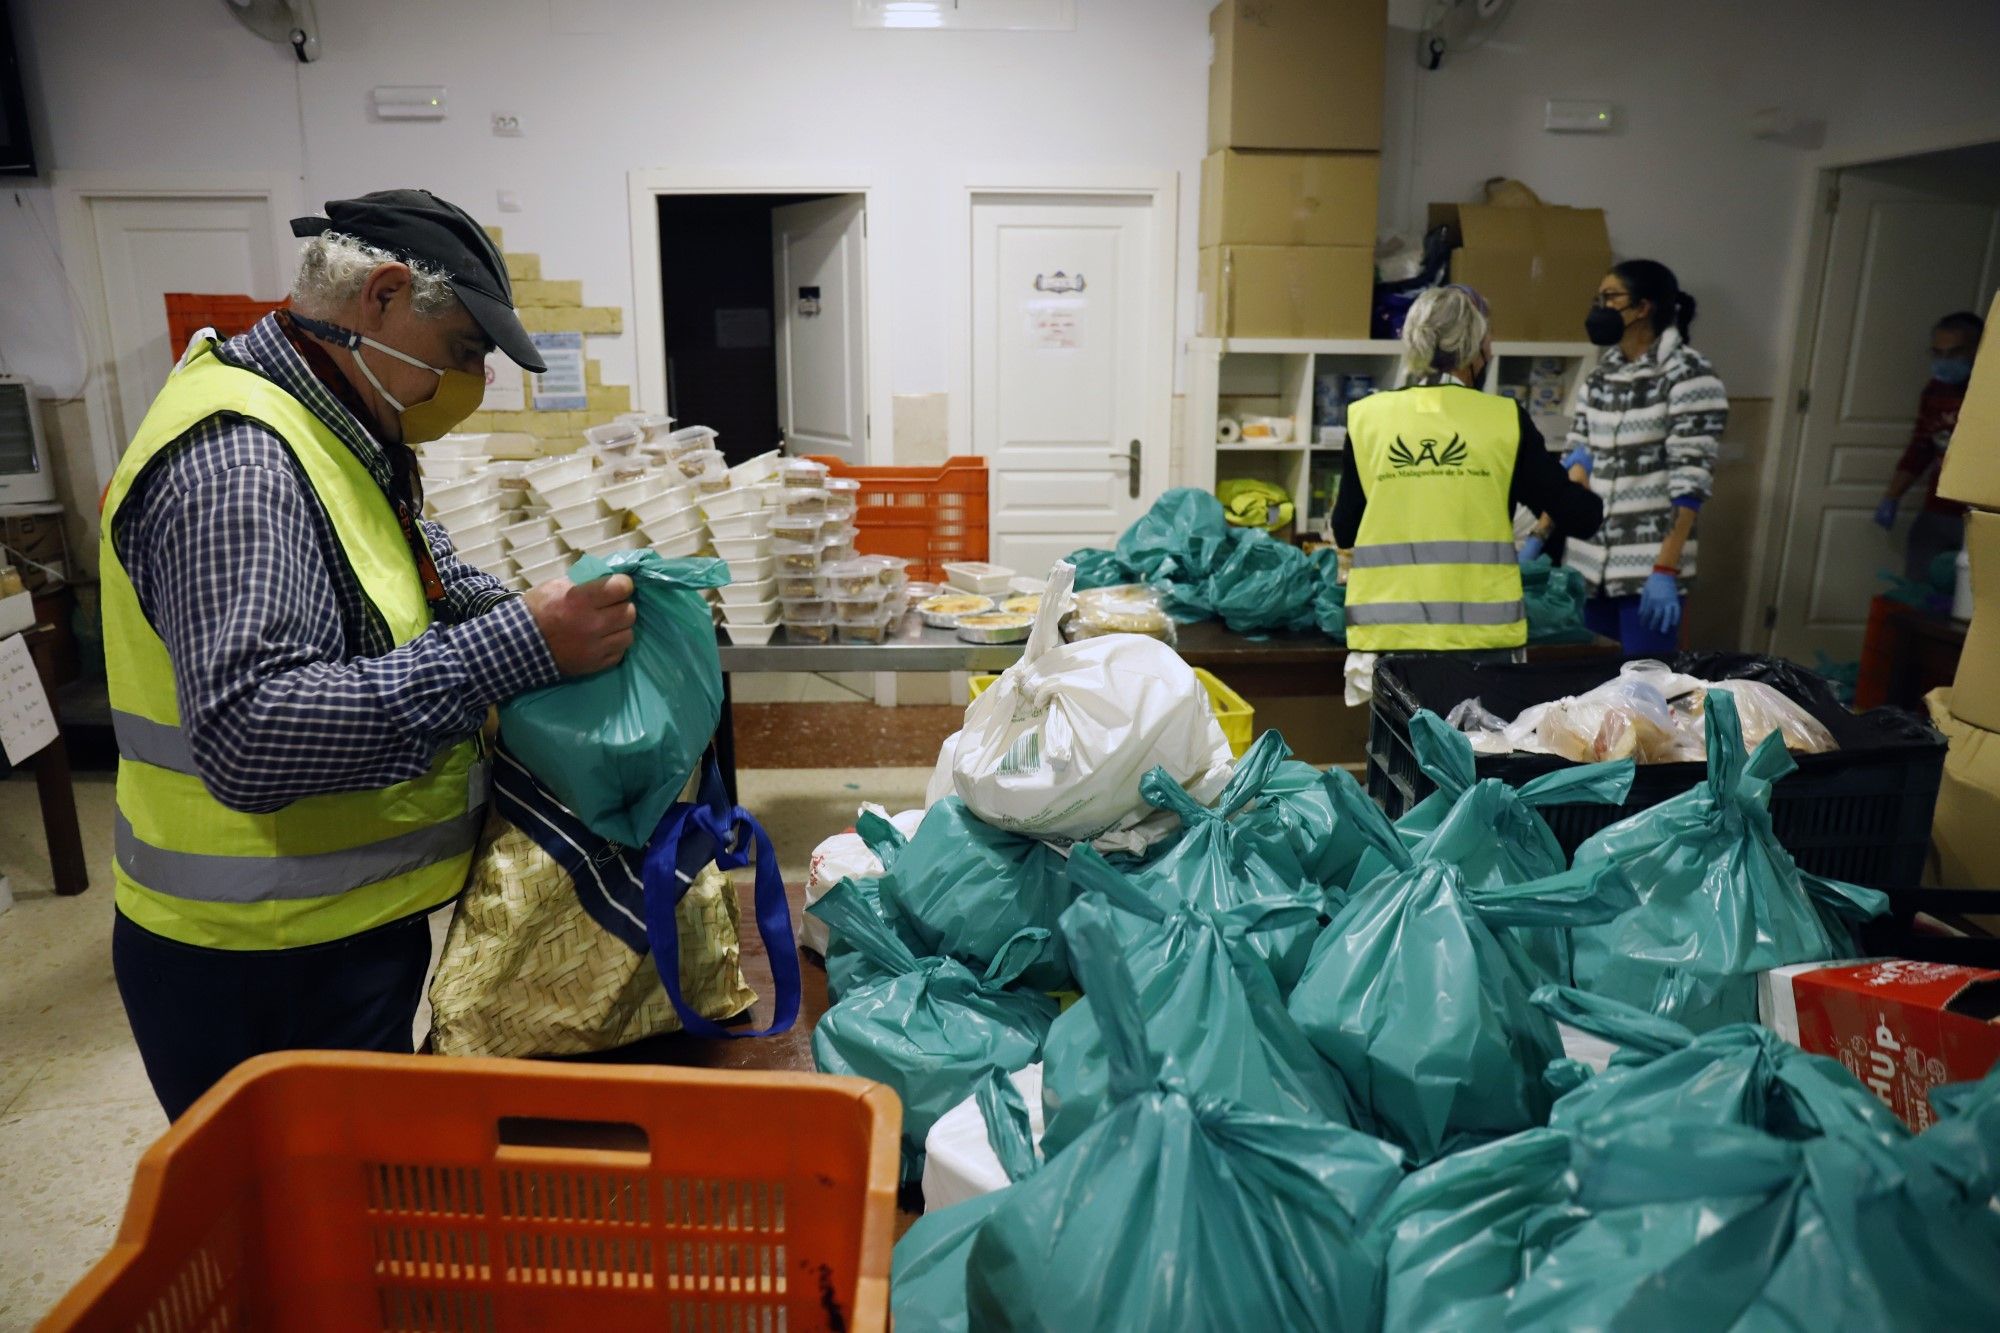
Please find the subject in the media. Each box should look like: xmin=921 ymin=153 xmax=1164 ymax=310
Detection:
xmin=345 ymin=334 xmax=486 ymax=444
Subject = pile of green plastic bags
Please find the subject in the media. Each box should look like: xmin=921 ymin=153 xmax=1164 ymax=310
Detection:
xmin=1066 ymin=489 xmax=1592 ymax=643
xmin=799 ymin=691 xmax=1998 ymax=1328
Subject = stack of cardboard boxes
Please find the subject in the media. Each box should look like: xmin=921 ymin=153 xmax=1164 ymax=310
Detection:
xmin=1426 ymin=197 xmax=1613 ymax=341
xmin=1197 ymin=0 xmax=1385 ymax=341
xmin=1926 ymin=289 xmax=2000 ymax=889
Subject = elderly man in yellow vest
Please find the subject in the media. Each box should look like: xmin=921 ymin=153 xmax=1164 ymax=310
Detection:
xmin=1334 ymin=284 xmax=1603 ymax=655
xmin=102 ymin=190 xmax=637 ymax=1119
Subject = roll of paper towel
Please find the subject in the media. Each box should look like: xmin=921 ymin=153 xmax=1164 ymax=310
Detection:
xmin=1217 ymin=415 xmax=1242 ymax=444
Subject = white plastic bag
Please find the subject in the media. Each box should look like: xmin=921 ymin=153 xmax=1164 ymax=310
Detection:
xmin=946 ymin=562 xmax=1233 ymax=846
xmin=921 ymin=1063 xmax=1045 ymax=1211
xmin=800 ymin=804 xmax=924 ymax=954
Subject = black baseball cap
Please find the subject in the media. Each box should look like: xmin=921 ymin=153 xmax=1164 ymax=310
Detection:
xmin=291 ymin=189 xmax=545 ymax=373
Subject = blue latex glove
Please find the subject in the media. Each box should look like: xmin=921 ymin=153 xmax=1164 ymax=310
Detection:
xmin=1874 ymin=496 xmax=1900 ymax=530
xmin=1639 ymin=572 xmax=1682 ymax=635
xmin=1562 ymin=444 xmax=1593 ymax=476
xmin=1518 ymin=536 xmax=1545 ymax=566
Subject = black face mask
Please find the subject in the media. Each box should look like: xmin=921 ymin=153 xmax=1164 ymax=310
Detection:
xmin=1584 ymin=305 xmax=1628 ymax=346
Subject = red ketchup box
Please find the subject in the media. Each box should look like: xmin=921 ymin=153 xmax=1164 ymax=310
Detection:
xmin=1758 ymin=959 xmax=2000 ymax=1133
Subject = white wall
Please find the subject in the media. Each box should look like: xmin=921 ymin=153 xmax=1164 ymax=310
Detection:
xmin=3 ymin=0 xmax=1214 ymax=419
xmin=1378 ymin=0 xmax=2000 ymax=398
xmin=7 ymin=0 xmax=2000 ymax=467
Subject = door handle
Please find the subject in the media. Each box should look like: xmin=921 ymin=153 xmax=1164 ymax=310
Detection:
xmin=1110 ymin=441 xmax=1140 ymax=499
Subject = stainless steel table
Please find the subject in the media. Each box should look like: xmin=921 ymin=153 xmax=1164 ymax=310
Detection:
xmin=712 ymin=622 xmax=1027 ymax=799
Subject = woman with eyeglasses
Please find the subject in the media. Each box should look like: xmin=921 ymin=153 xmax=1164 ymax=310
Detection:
xmin=1555 ymin=259 xmax=1728 ymax=654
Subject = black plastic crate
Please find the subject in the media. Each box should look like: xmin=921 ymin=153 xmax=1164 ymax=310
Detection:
xmin=1366 ymin=652 xmax=1948 ymax=895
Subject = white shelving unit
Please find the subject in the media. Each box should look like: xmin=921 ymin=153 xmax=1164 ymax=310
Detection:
xmin=1185 ymin=338 xmax=1601 ymax=537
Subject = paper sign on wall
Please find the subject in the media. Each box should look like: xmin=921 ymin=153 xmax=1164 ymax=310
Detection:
xmin=483 ymin=354 xmax=526 ymax=411
xmin=0 ymin=633 xmax=57 ymax=766
xmin=528 ymin=332 xmax=588 ymax=411
xmin=1027 ymin=297 xmax=1084 ymax=351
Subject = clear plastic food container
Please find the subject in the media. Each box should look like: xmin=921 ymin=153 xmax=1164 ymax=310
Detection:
xmin=768 ymin=516 xmax=825 ymax=545
xmin=773 ymin=539 xmax=823 ymax=574
xmin=836 ymin=610 xmax=894 ymax=644
xmin=782 ymin=614 xmax=835 ymax=644
xmin=664 ymin=425 xmax=720 ymax=456
xmin=584 ymin=421 xmax=645 ymax=454
xmin=674 ymin=448 xmax=727 ymax=479
xmin=825 ymin=560 xmax=882 ymax=598
xmin=777 ymin=572 xmax=830 ymax=600
xmin=833 ymin=594 xmax=888 ymax=626
xmin=778 ymin=597 xmax=833 ymax=619
xmin=778 ymin=488 xmax=830 ymax=518
xmin=863 ymin=556 xmax=910 ymax=588
xmin=777 ymin=458 xmax=831 ymax=488
xmin=821 ymin=537 xmax=858 ymax=564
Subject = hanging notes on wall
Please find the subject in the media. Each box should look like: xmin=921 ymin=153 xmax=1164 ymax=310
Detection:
xmin=0 ymin=633 xmax=56 ymax=766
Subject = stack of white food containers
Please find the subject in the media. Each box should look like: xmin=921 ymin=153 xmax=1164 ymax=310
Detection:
xmin=678 ymin=434 xmax=774 ymax=643
xmin=418 ymin=436 xmax=514 ymax=584
xmin=771 ymin=458 xmax=883 ymax=643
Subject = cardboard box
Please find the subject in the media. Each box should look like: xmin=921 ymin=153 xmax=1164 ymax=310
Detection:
xmin=1200 ymin=150 xmax=1379 ymax=249
xmin=1760 ymin=958 xmax=2000 ymax=1132
xmin=1936 ymin=291 xmax=2000 ymax=508
xmin=1208 ymin=0 xmax=1386 ymax=153
xmin=1199 ymin=245 xmax=1373 ymax=340
xmin=1949 ymin=510 xmax=2000 ymax=731
xmin=1427 ymin=202 xmax=1612 ymax=341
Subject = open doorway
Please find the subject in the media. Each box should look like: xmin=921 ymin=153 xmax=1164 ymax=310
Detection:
xmin=1761 ymin=140 xmax=2000 ymax=663
xmin=655 ymin=192 xmax=870 ymax=467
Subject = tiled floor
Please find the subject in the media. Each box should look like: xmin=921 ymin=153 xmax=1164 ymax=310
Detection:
xmin=0 ymin=760 xmax=932 ymax=1331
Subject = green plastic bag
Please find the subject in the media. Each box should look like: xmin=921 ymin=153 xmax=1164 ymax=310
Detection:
xmin=1370 ymin=1128 xmax=1577 ymax=1333
xmin=1505 ymin=1076 xmax=2000 ymax=1331
xmin=1037 ymin=846 xmax=1360 ymax=1158
xmin=962 ymin=899 xmax=1407 ymax=1333
xmin=1199 ymin=528 xmax=1321 ymax=635
xmin=1533 ymin=986 xmax=1911 ymax=1147
xmin=1127 ymin=731 xmax=1327 ymax=993
xmin=1350 ymin=712 xmax=1634 ymax=985
xmin=819 ymin=866 xmax=920 ymax=1003
xmin=891 ymin=1070 xmax=1040 ymax=1332
xmin=1113 ymin=487 xmax=1236 ymax=584
xmin=498 ymin=551 xmax=729 ymax=846
xmin=808 ymin=880 xmax=1056 ymax=1182
xmin=1233 ymin=756 xmax=1365 ymax=898
xmin=1289 ymin=770 xmax=1635 ymax=1163
xmin=1570 ymin=691 xmax=1889 ymax=1032
xmin=1064 ymin=546 xmax=1134 ymax=591
xmin=1520 ymin=555 xmax=1593 ymax=645
xmin=1311 ymin=547 xmax=1347 ymax=640
xmin=860 ymin=799 xmax=1075 ymax=993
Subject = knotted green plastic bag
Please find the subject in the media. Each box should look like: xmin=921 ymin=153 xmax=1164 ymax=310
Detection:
xmin=1289 ymin=770 xmax=1634 ymax=1163
xmin=1233 ymin=754 xmax=1365 ymax=898
xmin=1127 ymin=730 xmax=1327 ymax=994
xmin=962 ymin=900 xmax=1406 ymax=1333
xmin=808 ymin=880 xmax=1056 ymax=1182
xmin=1521 ymin=554 xmax=1592 ymax=645
xmin=1199 ymin=528 xmax=1321 ymax=635
xmin=862 ymin=799 xmax=1074 ymax=994
xmin=1506 ymin=1074 xmax=2000 ymax=1331
xmin=498 ymin=551 xmax=728 ymax=846
xmin=1063 ymin=546 xmax=1135 ymax=591
xmin=1113 ymin=486 xmax=1236 ymax=584
xmin=1037 ymin=846 xmax=1358 ymax=1158
xmin=1570 ymin=691 xmax=1888 ymax=1031
xmin=1311 ymin=546 xmax=1348 ymax=640
xmin=1535 ymin=986 xmax=1911 ymax=1146
xmin=1351 ymin=711 xmax=1633 ymax=984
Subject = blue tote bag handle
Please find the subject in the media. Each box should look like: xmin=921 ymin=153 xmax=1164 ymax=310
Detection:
xmin=640 ymin=757 xmax=802 ymax=1039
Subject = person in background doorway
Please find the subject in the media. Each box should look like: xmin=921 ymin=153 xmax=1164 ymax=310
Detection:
xmin=1875 ymin=309 xmax=1984 ymax=582
xmin=1563 ymin=259 xmax=1728 ymax=655
xmin=1335 ymin=284 xmax=1602 ymax=655
xmin=103 ymin=190 xmax=638 ymax=1120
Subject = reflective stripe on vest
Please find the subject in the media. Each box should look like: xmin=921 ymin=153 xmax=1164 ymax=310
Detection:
xmin=100 ymin=339 xmax=482 ymax=951
xmin=1345 ymin=383 xmax=1527 ymax=653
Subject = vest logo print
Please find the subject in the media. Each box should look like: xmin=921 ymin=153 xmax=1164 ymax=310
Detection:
xmin=1388 ymin=434 xmax=1469 ymax=470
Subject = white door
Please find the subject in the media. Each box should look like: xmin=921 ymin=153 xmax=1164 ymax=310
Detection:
xmin=86 ymin=195 xmax=287 ymax=453
xmin=772 ymin=196 xmax=868 ymax=464
xmin=971 ymin=193 xmax=1169 ymax=575
xmin=1768 ymin=170 xmax=2000 ymax=662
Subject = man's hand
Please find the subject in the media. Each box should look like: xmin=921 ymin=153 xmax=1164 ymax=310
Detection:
xmin=525 ymin=574 xmax=637 ymax=676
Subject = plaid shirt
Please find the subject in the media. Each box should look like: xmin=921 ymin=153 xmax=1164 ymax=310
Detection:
xmin=1562 ymin=327 xmax=1728 ymax=598
xmin=112 ymin=313 xmax=557 ymax=814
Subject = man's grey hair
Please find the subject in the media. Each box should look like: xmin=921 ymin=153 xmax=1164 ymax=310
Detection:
xmin=290 ymin=231 xmax=459 ymax=319
xmin=1401 ymin=284 xmax=1489 ymax=384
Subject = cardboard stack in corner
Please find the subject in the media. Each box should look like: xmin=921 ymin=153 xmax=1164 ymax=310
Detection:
xmin=1925 ymin=289 xmax=2000 ymax=889
xmin=1197 ymin=0 xmax=1385 ymax=340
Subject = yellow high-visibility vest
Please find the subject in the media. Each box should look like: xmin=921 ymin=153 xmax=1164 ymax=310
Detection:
xmin=100 ymin=338 xmax=484 ymax=950
xmin=1345 ymin=383 xmax=1526 ymax=652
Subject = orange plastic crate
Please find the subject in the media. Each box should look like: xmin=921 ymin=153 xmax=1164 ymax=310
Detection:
xmin=163 ymin=293 xmax=289 ymax=367
xmin=805 ymin=454 xmax=989 ymax=583
xmin=40 ymin=1052 xmax=900 ymax=1333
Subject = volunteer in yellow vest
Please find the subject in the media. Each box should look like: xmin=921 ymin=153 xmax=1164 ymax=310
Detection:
xmin=1335 ymin=284 xmax=1603 ymax=653
xmin=105 ymin=190 xmax=637 ymax=1119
